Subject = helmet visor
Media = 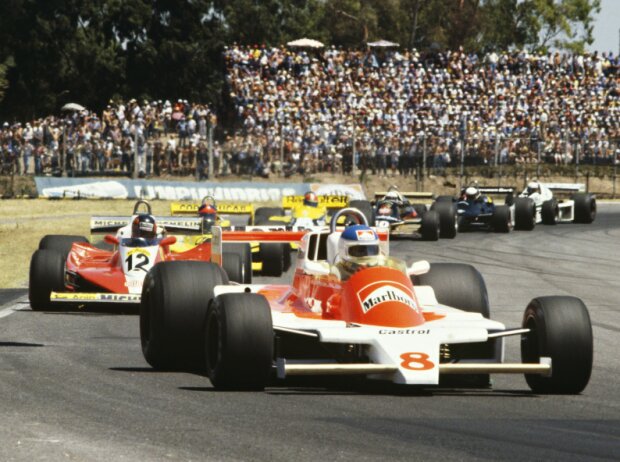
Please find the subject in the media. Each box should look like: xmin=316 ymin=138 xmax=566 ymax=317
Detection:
xmin=348 ymin=244 xmax=379 ymax=258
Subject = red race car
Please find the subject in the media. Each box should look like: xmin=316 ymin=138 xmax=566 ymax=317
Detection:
xmin=139 ymin=208 xmax=593 ymax=394
xmin=28 ymin=200 xmax=252 ymax=310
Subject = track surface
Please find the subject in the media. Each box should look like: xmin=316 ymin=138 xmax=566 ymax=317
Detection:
xmin=1 ymin=206 xmax=619 ymax=461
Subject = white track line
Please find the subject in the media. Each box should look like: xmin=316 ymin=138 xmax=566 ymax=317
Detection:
xmin=0 ymin=296 xmax=29 ymax=319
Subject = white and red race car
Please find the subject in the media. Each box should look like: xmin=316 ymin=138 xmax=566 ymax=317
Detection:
xmin=139 ymin=208 xmax=593 ymax=394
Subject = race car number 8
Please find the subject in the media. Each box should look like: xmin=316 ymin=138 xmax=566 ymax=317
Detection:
xmin=400 ymin=352 xmax=435 ymax=370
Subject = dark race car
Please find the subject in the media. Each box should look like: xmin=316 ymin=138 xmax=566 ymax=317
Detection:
xmin=450 ymin=186 xmax=512 ymax=232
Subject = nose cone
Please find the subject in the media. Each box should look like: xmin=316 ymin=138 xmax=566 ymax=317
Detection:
xmin=341 ymin=266 xmax=425 ymax=327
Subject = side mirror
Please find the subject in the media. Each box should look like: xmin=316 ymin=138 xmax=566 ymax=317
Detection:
xmin=408 ymin=260 xmax=430 ymax=276
xmin=104 ymin=234 xmax=119 ymax=246
xmin=160 ymin=236 xmax=177 ymax=246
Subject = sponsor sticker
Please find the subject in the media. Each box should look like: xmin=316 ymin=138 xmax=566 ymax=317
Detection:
xmin=357 ymin=281 xmax=419 ymax=314
xmin=356 ymin=229 xmax=376 ymax=241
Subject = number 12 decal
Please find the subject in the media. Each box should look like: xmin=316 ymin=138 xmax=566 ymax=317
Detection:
xmin=125 ymin=253 xmax=150 ymax=272
xmin=400 ymin=352 xmax=435 ymax=370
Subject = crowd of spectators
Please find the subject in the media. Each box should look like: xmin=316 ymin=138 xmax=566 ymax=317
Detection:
xmin=1 ymin=45 xmax=619 ymax=179
xmin=224 ymin=45 xmax=620 ymax=176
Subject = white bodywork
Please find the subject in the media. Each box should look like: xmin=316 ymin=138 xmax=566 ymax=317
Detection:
xmin=518 ymin=182 xmax=583 ymax=223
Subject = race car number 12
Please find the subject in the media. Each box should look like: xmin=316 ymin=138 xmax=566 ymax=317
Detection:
xmin=400 ymin=352 xmax=435 ymax=370
xmin=125 ymin=253 xmax=150 ymax=272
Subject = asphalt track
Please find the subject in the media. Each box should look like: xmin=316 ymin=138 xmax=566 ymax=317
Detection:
xmin=1 ymin=205 xmax=619 ymax=461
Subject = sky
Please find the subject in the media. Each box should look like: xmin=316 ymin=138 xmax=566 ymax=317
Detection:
xmin=588 ymin=0 xmax=618 ymax=53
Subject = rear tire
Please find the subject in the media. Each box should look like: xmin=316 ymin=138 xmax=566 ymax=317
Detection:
xmin=434 ymin=195 xmax=455 ymax=203
xmin=521 ymin=296 xmax=592 ymax=394
xmin=258 ymin=243 xmax=284 ymax=276
xmin=412 ymin=263 xmax=493 ymax=387
xmin=39 ymin=235 xmax=89 ymax=260
xmin=491 ymin=205 xmax=512 ymax=233
xmin=433 ymin=201 xmax=458 ymax=239
xmin=222 ymin=252 xmax=244 ymax=284
xmin=205 ymin=293 xmax=273 ymax=390
xmin=140 ymin=261 xmax=228 ymax=371
xmin=514 ymin=197 xmax=535 ymax=230
xmin=282 ymin=244 xmax=292 ymax=272
xmin=29 ymin=249 xmax=66 ymax=311
xmin=420 ymin=210 xmax=440 ymax=241
xmin=253 ymin=207 xmax=285 ymax=224
xmin=573 ymin=193 xmax=596 ymax=223
xmin=223 ymin=243 xmax=252 ymax=283
xmin=541 ymin=199 xmax=558 ymax=225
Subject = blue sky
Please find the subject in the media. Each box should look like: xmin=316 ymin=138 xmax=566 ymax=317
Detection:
xmin=589 ymin=0 xmax=618 ymax=53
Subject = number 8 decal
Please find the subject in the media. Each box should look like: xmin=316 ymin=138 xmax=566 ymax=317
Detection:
xmin=400 ymin=352 xmax=435 ymax=370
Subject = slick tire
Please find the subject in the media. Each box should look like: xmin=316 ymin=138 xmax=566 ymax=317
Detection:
xmin=412 ymin=263 xmax=493 ymax=387
xmin=222 ymin=252 xmax=245 ymax=284
xmin=420 ymin=210 xmax=440 ymax=241
xmin=205 ymin=293 xmax=273 ymax=390
xmin=253 ymin=207 xmax=285 ymax=225
xmin=29 ymin=249 xmax=66 ymax=311
xmin=541 ymin=199 xmax=559 ymax=225
xmin=434 ymin=195 xmax=455 ymax=203
xmin=572 ymin=193 xmax=596 ymax=224
xmin=223 ymin=243 xmax=252 ymax=283
xmin=491 ymin=205 xmax=512 ymax=233
xmin=521 ymin=296 xmax=592 ymax=394
xmin=432 ymin=201 xmax=458 ymax=239
xmin=39 ymin=235 xmax=89 ymax=260
xmin=140 ymin=261 xmax=228 ymax=371
xmin=514 ymin=197 xmax=535 ymax=231
xmin=258 ymin=243 xmax=284 ymax=277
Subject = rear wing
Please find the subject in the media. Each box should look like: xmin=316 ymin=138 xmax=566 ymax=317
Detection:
xmin=475 ymin=187 xmax=515 ymax=195
xmin=374 ymin=191 xmax=434 ymax=201
xmin=541 ymin=183 xmax=586 ymax=193
xmin=282 ymin=195 xmax=349 ymax=209
xmin=90 ymin=216 xmax=203 ymax=235
xmin=170 ymin=202 xmax=254 ymax=216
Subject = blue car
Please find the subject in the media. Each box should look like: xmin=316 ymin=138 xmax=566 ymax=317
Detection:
xmin=447 ymin=186 xmax=512 ymax=232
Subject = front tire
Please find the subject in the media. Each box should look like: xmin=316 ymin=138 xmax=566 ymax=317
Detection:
xmin=514 ymin=197 xmax=535 ymax=231
xmin=140 ymin=261 xmax=228 ymax=371
xmin=205 ymin=293 xmax=273 ymax=390
xmin=521 ymin=296 xmax=592 ymax=394
xmin=39 ymin=235 xmax=89 ymax=260
xmin=433 ymin=201 xmax=458 ymax=239
xmin=491 ymin=205 xmax=512 ymax=233
xmin=29 ymin=249 xmax=66 ymax=311
xmin=420 ymin=210 xmax=440 ymax=241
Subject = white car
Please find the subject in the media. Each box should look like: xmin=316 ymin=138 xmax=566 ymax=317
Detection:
xmin=513 ymin=181 xmax=597 ymax=229
xmin=139 ymin=209 xmax=593 ymax=394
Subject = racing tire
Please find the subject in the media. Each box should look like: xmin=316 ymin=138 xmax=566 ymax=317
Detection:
xmin=412 ymin=263 xmax=490 ymax=317
xmin=491 ymin=205 xmax=512 ymax=233
xmin=521 ymin=296 xmax=592 ymax=394
xmin=412 ymin=263 xmax=493 ymax=387
xmin=222 ymin=252 xmax=245 ymax=284
xmin=412 ymin=204 xmax=427 ymax=217
xmin=434 ymin=195 xmax=455 ymax=203
xmin=349 ymin=200 xmax=375 ymax=226
xmin=282 ymin=244 xmax=292 ymax=272
xmin=572 ymin=193 xmax=596 ymax=224
xmin=140 ymin=261 xmax=228 ymax=371
xmin=253 ymin=207 xmax=285 ymax=225
xmin=433 ymin=202 xmax=458 ymax=239
xmin=514 ymin=197 xmax=535 ymax=231
xmin=205 ymin=293 xmax=273 ymax=390
xmin=223 ymin=243 xmax=252 ymax=283
xmin=541 ymin=199 xmax=559 ymax=225
xmin=39 ymin=235 xmax=89 ymax=260
xmin=420 ymin=210 xmax=440 ymax=241
xmin=258 ymin=243 xmax=284 ymax=277
xmin=29 ymin=249 xmax=66 ymax=311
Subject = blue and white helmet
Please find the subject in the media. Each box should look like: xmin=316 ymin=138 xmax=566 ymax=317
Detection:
xmin=338 ymin=225 xmax=380 ymax=262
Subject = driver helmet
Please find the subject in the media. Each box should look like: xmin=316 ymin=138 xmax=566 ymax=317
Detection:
xmin=338 ymin=225 xmax=380 ymax=262
xmin=303 ymin=191 xmax=319 ymax=207
xmin=131 ymin=214 xmax=157 ymax=239
xmin=465 ymin=186 xmax=479 ymax=201
xmin=198 ymin=203 xmax=217 ymax=232
xmin=526 ymin=181 xmax=541 ymax=196
xmin=384 ymin=190 xmax=400 ymax=202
